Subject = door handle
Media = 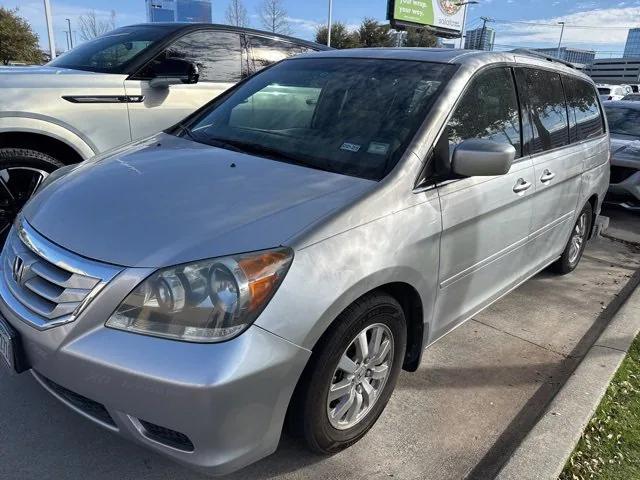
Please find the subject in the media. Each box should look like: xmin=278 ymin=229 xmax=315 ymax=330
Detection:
xmin=540 ymin=169 xmax=556 ymax=183
xmin=513 ymin=178 xmax=532 ymax=194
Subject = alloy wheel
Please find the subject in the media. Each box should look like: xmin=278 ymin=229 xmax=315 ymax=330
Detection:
xmin=568 ymin=212 xmax=588 ymax=266
xmin=0 ymin=167 xmax=49 ymax=237
xmin=326 ymin=323 xmax=394 ymax=430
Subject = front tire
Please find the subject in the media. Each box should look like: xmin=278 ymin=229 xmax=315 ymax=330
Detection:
xmin=0 ymin=148 xmax=63 ymax=241
xmin=288 ymin=292 xmax=406 ymax=454
xmin=551 ymin=202 xmax=593 ymax=275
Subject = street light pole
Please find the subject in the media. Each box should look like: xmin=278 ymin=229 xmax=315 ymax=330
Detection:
xmin=457 ymin=1 xmax=479 ymax=49
xmin=557 ymin=21 xmax=566 ymax=59
xmin=327 ymin=0 xmax=333 ymax=47
xmin=66 ymin=18 xmax=74 ymax=48
xmin=43 ymin=0 xmax=56 ymax=59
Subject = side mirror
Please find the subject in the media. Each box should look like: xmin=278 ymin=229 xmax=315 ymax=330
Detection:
xmin=451 ymin=139 xmax=516 ymax=177
xmin=149 ymin=58 xmax=199 ymax=89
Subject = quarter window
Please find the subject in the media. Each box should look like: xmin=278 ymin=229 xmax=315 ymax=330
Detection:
xmin=523 ymin=69 xmax=569 ymax=153
xmin=448 ymin=67 xmax=522 ymax=158
xmin=564 ymin=77 xmax=604 ymax=141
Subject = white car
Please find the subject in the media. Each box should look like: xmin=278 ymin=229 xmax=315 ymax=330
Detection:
xmin=598 ymin=84 xmax=629 ymax=102
xmin=0 ymin=23 xmax=325 ymax=236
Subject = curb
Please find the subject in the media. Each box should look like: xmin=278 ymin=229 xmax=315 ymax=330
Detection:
xmin=495 ymin=279 xmax=640 ymax=480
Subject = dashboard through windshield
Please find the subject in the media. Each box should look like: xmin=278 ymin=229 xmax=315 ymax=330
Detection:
xmin=181 ymin=58 xmax=456 ymax=180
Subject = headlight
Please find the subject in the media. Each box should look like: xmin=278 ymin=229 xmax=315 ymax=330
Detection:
xmin=106 ymin=248 xmax=293 ymax=342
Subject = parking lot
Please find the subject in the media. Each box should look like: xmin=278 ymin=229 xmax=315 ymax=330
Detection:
xmin=1 ymin=207 xmax=638 ymax=480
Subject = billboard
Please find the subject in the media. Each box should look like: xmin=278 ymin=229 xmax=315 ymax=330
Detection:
xmin=388 ymin=0 xmax=466 ymax=37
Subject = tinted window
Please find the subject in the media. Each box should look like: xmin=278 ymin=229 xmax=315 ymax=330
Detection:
xmin=524 ymin=69 xmax=569 ymax=153
xmin=183 ymin=58 xmax=455 ymax=180
xmin=248 ymin=36 xmax=314 ymax=75
xmin=604 ymin=105 xmax=640 ymax=137
xmin=448 ymin=67 xmax=521 ymax=158
xmin=564 ymin=77 xmax=604 ymax=141
xmin=598 ymin=87 xmax=611 ymax=95
xmin=141 ymin=30 xmax=243 ymax=82
xmin=48 ymin=26 xmax=168 ymax=73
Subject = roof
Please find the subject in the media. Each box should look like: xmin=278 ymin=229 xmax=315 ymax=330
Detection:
xmin=603 ymin=100 xmax=640 ymax=108
xmin=297 ymin=48 xmax=592 ymax=80
xmin=123 ymin=23 xmax=330 ymax=50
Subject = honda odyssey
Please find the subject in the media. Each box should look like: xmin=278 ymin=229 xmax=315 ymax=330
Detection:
xmin=0 ymin=48 xmax=610 ymax=475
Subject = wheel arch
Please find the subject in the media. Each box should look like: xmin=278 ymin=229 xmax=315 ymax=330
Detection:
xmin=586 ymin=193 xmax=599 ymax=239
xmin=0 ymin=131 xmax=87 ymax=165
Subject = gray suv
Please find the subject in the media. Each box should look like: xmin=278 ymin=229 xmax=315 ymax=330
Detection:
xmin=0 ymin=49 xmax=610 ymax=475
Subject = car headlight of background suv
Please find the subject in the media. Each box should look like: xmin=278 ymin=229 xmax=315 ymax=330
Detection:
xmin=106 ymin=247 xmax=293 ymax=343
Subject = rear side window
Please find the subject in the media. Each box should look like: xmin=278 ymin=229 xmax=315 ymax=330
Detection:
xmin=564 ymin=77 xmax=604 ymax=142
xmin=247 ymin=36 xmax=315 ymax=75
xmin=448 ymin=67 xmax=522 ymax=158
xmin=523 ymin=69 xmax=569 ymax=154
xmin=161 ymin=30 xmax=243 ymax=82
xmin=598 ymin=87 xmax=610 ymax=95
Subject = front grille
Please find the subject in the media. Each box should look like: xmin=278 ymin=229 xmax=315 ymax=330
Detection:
xmin=0 ymin=220 xmax=121 ymax=329
xmin=139 ymin=419 xmax=195 ymax=452
xmin=610 ymin=165 xmax=638 ymax=184
xmin=38 ymin=374 xmax=116 ymax=428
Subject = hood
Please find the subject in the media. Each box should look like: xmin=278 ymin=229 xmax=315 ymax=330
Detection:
xmin=0 ymin=66 xmax=93 ymax=75
xmin=609 ymin=135 xmax=640 ymax=168
xmin=23 ymin=134 xmax=375 ymax=268
xmin=0 ymin=65 xmax=120 ymax=89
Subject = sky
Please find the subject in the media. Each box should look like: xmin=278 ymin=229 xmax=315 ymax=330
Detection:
xmin=4 ymin=0 xmax=640 ymax=58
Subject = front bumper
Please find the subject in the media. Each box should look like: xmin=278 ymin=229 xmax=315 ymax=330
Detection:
xmin=1 ymin=297 xmax=310 ymax=475
xmin=607 ymin=158 xmax=640 ymax=211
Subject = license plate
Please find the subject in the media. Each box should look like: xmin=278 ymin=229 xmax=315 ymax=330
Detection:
xmin=0 ymin=317 xmax=23 ymax=373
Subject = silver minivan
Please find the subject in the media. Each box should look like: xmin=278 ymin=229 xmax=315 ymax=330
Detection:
xmin=0 ymin=49 xmax=610 ymax=475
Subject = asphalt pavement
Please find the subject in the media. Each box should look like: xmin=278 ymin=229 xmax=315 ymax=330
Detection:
xmin=1 ymin=209 xmax=638 ymax=480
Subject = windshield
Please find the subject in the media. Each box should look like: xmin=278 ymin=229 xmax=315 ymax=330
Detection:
xmin=181 ymin=58 xmax=455 ymax=180
xmin=605 ymin=105 xmax=640 ymax=137
xmin=48 ymin=26 xmax=169 ymax=74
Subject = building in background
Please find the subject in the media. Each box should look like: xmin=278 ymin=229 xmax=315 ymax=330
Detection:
xmin=584 ymin=58 xmax=640 ymax=85
xmin=464 ymin=26 xmax=495 ymax=51
xmin=533 ymin=47 xmax=595 ymax=67
xmin=624 ymin=28 xmax=640 ymax=58
xmin=146 ymin=0 xmax=212 ymax=23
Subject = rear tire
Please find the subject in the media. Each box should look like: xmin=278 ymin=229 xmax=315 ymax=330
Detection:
xmin=0 ymin=148 xmax=63 ymax=242
xmin=551 ymin=202 xmax=593 ymax=275
xmin=288 ymin=292 xmax=406 ymax=454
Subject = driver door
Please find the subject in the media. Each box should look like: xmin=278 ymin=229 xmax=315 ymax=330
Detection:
xmin=124 ymin=29 xmax=248 ymax=141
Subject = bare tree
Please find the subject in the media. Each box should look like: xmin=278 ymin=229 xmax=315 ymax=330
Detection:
xmin=225 ymin=0 xmax=249 ymax=28
xmin=78 ymin=9 xmax=116 ymax=41
xmin=258 ymin=0 xmax=291 ymax=35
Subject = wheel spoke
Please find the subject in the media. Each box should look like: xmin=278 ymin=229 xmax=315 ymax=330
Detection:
xmin=360 ymin=378 xmax=375 ymax=405
xmin=0 ymin=175 xmax=16 ymax=205
xmin=328 ymin=378 xmax=353 ymax=402
xmin=333 ymin=389 xmax=355 ymax=421
xmin=338 ymin=353 xmax=358 ymax=374
xmin=368 ymin=326 xmax=384 ymax=358
xmin=371 ymin=339 xmax=391 ymax=366
xmin=355 ymin=331 xmax=369 ymax=363
xmin=345 ymin=391 xmax=363 ymax=423
xmin=370 ymin=364 xmax=389 ymax=380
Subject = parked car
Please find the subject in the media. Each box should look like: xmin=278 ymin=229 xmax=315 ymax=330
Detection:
xmin=603 ymin=101 xmax=640 ymax=210
xmin=0 ymin=23 xmax=327 ymax=236
xmin=0 ymin=49 xmax=610 ymax=475
xmin=598 ymin=84 xmax=628 ymax=101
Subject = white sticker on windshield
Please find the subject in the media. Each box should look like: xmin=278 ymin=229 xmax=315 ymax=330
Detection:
xmin=368 ymin=142 xmax=390 ymax=155
xmin=340 ymin=142 xmax=361 ymax=153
